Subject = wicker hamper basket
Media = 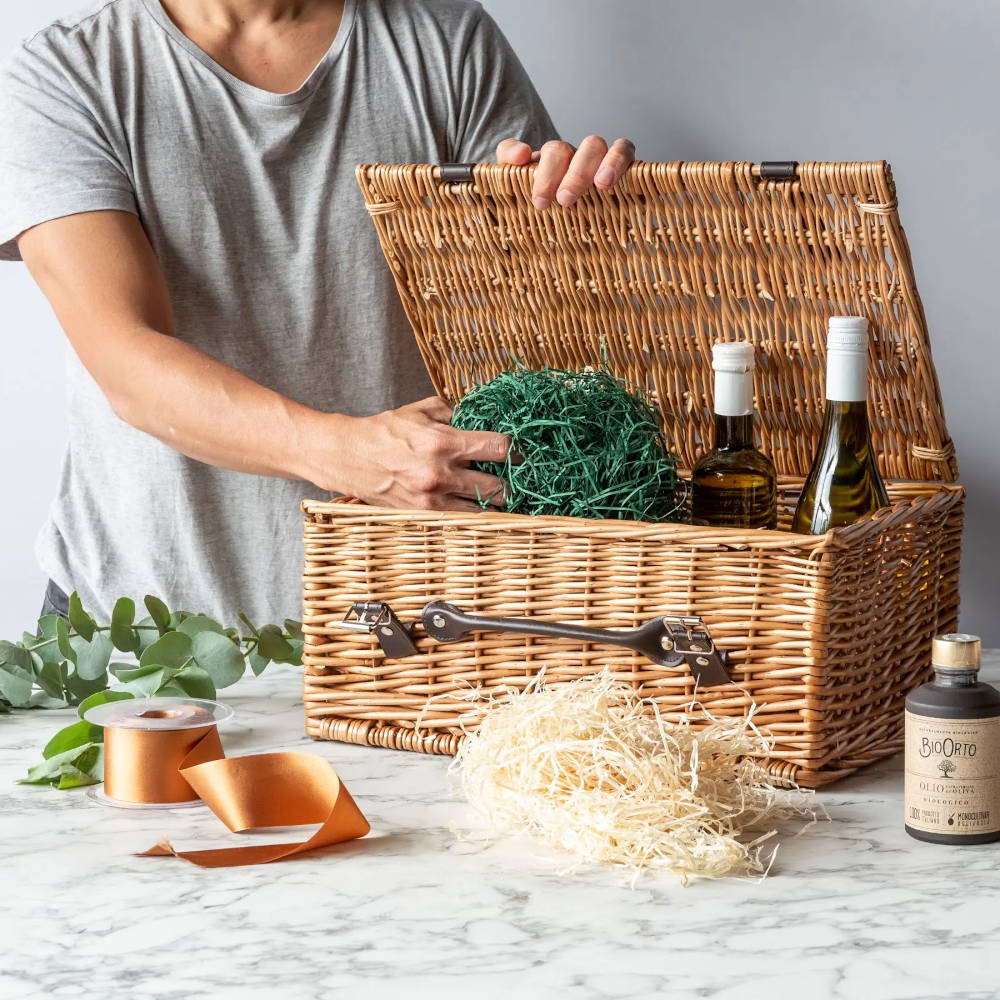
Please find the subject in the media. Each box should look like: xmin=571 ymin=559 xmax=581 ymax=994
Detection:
xmin=301 ymin=161 xmax=963 ymax=788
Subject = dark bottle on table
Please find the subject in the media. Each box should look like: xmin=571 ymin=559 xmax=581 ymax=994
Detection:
xmin=905 ymin=634 xmax=1000 ymax=845
xmin=692 ymin=342 xmax=777 ymax=530
xmin=792 ymin=316 xmax=889 ymax=533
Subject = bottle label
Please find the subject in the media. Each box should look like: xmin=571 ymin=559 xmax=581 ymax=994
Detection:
xmin=715 ymin=369 xmax=753 ymax=417
xmin=904 ymin=711 xmax=1000 ymax=836
xmin=825 ymin=350 xmax=867 ymax=402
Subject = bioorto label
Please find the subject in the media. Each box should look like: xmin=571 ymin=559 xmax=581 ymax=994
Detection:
xmin=904 ymin=712 xmax=1000 ymax=837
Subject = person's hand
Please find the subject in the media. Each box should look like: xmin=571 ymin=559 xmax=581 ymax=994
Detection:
xmin=326 ymin=397 xmax=510 ymax=512
xmin=496 ymin=135 xmax=636 ymax=210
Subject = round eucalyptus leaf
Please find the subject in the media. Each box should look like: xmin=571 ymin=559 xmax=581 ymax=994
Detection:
xmin=75 ymin=632 xmax=113 ymax=681
xmin=0 ymin=663 xmax=33 ymax=707
xmin=258 ymin=626 xmax=294 ymax=662
xmin=178 ymin=615 xmax=225 ymax=638
xmin=68 ymin=592 xmax=97 ymax=642
xmin=139 ymin=631 xmax=193 ymax=670
xmin=143 ymin=595 xmax=171 ymax=635
xmin=191 ymin=631 xmax=245 ymax=688
xmin=76 ymin=688 xmax=134 ymax=720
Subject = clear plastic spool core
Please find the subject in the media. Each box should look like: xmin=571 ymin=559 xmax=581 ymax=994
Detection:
xmin=83 ymin=697 xmax=234 ymax=730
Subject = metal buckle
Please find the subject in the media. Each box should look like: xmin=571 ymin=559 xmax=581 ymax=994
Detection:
xmin=659 ymin=614 xmax=729 ymax=683
xmin=339 ymin=601 xmax=418 ymax=659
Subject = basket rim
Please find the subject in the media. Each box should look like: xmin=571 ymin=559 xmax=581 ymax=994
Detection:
xmin=302 ymin=479 xmax=964 ymax=549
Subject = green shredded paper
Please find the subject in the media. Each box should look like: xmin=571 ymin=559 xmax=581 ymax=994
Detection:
xmin=451 ymin=365 xmax=683 ymax=521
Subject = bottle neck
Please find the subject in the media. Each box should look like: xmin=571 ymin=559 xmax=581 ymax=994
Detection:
xmin=714 ymin=413 xmax=754 ymax=450
xmin=933 ymin=667 xmax=980 ymax=687
xmin=826 ymin=348 xmax=868 ymax=403
xmin=820 ymin=399 xmax=872 ymax=441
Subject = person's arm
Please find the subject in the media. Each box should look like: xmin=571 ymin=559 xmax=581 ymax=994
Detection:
xmin=18 ymin=210 xmax=509 ymax=512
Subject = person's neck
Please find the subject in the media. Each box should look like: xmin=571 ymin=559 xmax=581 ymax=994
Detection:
xmin=162 ymin=0 xmax=338 ymax=28
xmin=155 ymin=0 xmax=346 ymax=93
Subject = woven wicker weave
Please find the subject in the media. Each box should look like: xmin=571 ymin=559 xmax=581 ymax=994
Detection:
xmin=301 ymin=161 xmax=963 ymax=787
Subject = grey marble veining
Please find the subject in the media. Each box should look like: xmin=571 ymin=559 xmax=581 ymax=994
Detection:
xmin=4 ymin=657 xmax=1000 ymax=1000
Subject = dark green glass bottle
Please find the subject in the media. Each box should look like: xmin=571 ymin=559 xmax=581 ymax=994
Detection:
xmin=792 ymin=317 xmax=889 ymax=534
xmin=692 ymin=342 xmax=777 ymax=530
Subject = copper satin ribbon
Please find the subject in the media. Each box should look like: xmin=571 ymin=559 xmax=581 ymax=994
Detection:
xmin=104 ymin=724 xmax=370 ymax=867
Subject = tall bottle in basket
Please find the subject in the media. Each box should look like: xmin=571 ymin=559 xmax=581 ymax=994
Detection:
xmin=692 ymin=342 xmax=777 ymax=530
xmin=793 ymin=316 xmax=889 ymax=533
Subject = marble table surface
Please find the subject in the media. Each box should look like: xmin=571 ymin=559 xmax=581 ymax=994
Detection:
xmin=4 ymin=655 xmax=1000 ymax=1000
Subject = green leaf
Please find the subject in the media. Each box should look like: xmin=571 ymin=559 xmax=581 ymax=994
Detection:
xmin=116 ymin=664 xmax=165 ymax=697
xmin=0 ymin=663 xmax=33 ymax=706
xmin=68 ymin=592 xmax=97 ymax=642
xmin=152 ymin=682 xmax=187 ymax=698
xmin=30 ymin=622 xmax=67 ymax=665
xmin=248 ymin=647 xmax=270 ymax=677
xmin=284 ymin=638 xmax=303 ymax=666
xmin=30 ymin=692 xmax=70 ymax=709
xmin=55 ymin=618 xmax=78 ymax=664
xmin=56 ymin=763 xmax=103 ymax=789
xmin=177 ymin=615 xmax=225 ymax=638
xmin=36 ymin=615 xmax=62 ymax=639
xmin=110 ymin=597 xmax=139 ymax=652
xmin=284 ymin=619 xmax=304 ymax=641
xmin=64 ymin=670 xmax=108 ymax=704
xmin=43 ymin=719 xmax=103 ymax=759
xmin=170 ymin=665 xmax=216 ymax=700
xmin=139 ymin=631 xmax=193 ymax=670
xmin=191 ymin=631 xmax=245 ymax=688
xmin=144 ymin=595 xmax=171 ymax=635
xmin=112 ymin=596 xmax=135 ymax=626
xmin=77 ymin=688 xmax=134 ymax=719
xmin=74 ymin=632 xmax=114 ymax=681
xmin=20 ymin=743 xmax=103 ymax=788
xmin=32 ymin=661 xmax=68 ymax=702
xmin=258 ymin=625 xmax=294 ymax=662
xmin=134 ymin=617 xmax=160 ymax=654
xmin=0 ymin=640 xmax=31 ymax=672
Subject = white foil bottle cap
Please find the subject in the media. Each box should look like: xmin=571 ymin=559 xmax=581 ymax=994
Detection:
xmin=827 ymin=316 xmax=869 ymax=352
xmin=711 ymin=341 xmax=755 ymax=373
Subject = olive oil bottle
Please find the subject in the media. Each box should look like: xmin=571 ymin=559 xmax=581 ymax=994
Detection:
xmin=692 ymin=342 xmax=777 ymax=529
xmin=792 ymin=317 xmax=889 ymax=533
xmin=905 ymin=634 xmax=1000 ymax=844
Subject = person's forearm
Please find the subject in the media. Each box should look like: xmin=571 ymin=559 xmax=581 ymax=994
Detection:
xmin=107 ymin=322 xmax=342 ymax=485
xmin=18 ymin=212 xmax=511 ymax=510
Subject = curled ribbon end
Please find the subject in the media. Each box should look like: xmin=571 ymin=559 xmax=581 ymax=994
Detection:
xmin=137 ymin=837 xmax=179 ymax=858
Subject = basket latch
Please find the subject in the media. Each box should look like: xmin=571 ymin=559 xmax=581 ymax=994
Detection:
xmin=658 ymin=615 xmax=730 ymax=685
xmin=339 ymin=601 xmax=418 ymax=659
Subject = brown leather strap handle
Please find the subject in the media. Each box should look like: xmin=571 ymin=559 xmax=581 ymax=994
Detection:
xmin=420 ymin=601 xmax=731 ymax=687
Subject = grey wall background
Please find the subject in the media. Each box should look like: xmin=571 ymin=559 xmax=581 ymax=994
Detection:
xmin=0 ymin=0 xmax=997 ymax=641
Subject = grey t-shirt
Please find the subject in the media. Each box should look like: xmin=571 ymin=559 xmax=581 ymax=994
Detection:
xmin=0 ymin=0 xmax=556 ymax=624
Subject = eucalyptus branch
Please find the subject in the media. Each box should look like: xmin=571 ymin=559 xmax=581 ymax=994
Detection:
xmin=1 ymin=592 xmax=305 ymax=790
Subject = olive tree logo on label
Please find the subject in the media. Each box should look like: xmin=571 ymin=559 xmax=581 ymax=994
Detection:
xmin=937 ymin=759 xmax=957 ymax=779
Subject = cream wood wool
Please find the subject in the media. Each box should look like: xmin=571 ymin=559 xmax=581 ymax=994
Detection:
xmin=301 ymin=161 xmax=963 ymax=788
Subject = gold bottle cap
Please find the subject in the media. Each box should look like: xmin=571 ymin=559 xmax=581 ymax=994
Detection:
xmin=931 ymin=633 xmax=981 ymax=670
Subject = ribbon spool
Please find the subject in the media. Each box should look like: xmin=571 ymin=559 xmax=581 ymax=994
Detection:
xmin=86 ymin=698 xmax=233 ymax=808
xmin=84 ymin=697 xmax=370 ymax=867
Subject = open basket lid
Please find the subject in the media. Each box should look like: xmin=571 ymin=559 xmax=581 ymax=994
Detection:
xmin=356 ymin=161 xmax=956 ymax=482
